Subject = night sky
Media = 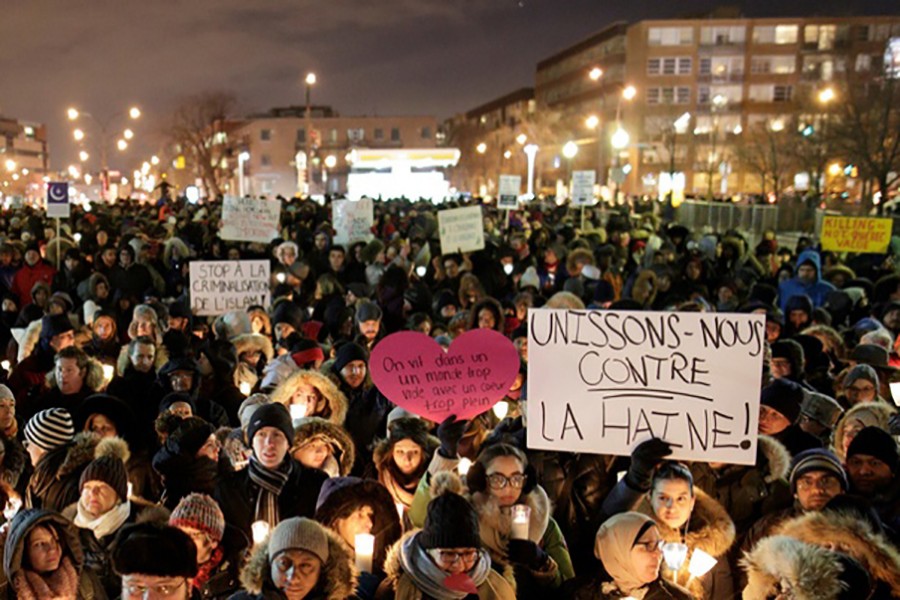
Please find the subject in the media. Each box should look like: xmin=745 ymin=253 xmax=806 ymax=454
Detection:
xmin=0 ymin=0 xmax=896 ymax=171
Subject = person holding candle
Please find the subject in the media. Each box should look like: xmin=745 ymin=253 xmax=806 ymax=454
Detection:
xmin=291 ymin=417 xmax=356 ymax=478
xmin=373 ymin=418 xmax=438 ymax=514
xmin=271 ymin=370 xmax=349 ymax=427
xmin=375 ymin=489 xmax=515 ymax=600
xmin=232 ymin=332 xmax=274 ymax=395
xmin=231 ymin=516 xmax=356 ymax=600
xmin=564 ymin=512 xmax=692 ymax=599
xmin=215 ymin=403 xmax=328 ymax=537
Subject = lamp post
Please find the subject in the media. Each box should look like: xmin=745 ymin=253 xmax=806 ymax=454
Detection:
xmin=238 ymin=151 xmax=250 ymax=198
xmin=562 ymin=141 xmax=579 ymax=198
xmin=304 ymin=72 xmax=316 ymax=196
xmin=67 ymin=105 xmax=140 ymax=200
xmin=523 ymin=144 xmax=539 ymax=200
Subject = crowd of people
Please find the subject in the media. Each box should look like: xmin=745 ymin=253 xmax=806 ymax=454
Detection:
xmin=0 ymin=193 xmax=897 ymax=599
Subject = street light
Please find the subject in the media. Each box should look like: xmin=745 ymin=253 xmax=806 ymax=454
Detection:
xmin=123 ymin=129 xmax=134 ymax=140
xmin=562 ymin=141 xmax=579 ymax=159
xmin=476 ymin=142 xmax=487 ymax=154
xmin=611 ymin=128 xmax=630 ymax=149
xmin=305 ymin=73 xmax=317 ymax=86
xmin=117 ymin=139 xmax=128 ymax=151
xmin=818 ymin=87 xmax=835 ymax=104
xmin=67 ymin=108 xmax=79 ymax=121
xmin=129 ymin=107 xmax=141 ymax=119
xmin=589 ymin=67 xmax=603 ymax=81
xmin=238 ymin=151 xmax=250 ymax=197
xmin=79 ymin=151 xmax=89 ymax=162
xmin=585 ymin=115 xmax=600 ymax=130
xmin=324 ymin=155 xmax=337 ymax=169
xmin=73 ymin=129 xmax=85 ymax=141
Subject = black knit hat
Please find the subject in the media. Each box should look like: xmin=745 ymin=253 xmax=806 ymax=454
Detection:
xmin=40 ymin=314 xmax=74 ymax=343
xmin=332 ymin=342 xmax=369 ymax=375
xmin=111 ymin=522 xmax=197 ymax=578
xmin=159 ymin=392 xmax=197 ymax=415
xmin=419 ymin=492 xmax=480 ymax=550
xmin=166 ymin=416 xmax=214 ymax=458
xmin=847 ymin=426 xmax=900 ymax=472
xmin=80 ymin=455 xmax=129 ymax=501
xmin=271 ymin=301 xmax=305 ymax=331
xmin=760 ymin=379 xmax=804 ymax=423
xmin=247 ymin=402 xmax=293 ymax=446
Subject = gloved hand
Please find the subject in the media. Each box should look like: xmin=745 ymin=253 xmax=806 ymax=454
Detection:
xmin=437 ymin=415 xmax=469 ymax=458
xmin=626 ymin=438 xmax=673 ymax=491
xmin=507 ymin=539 xmax=549 ymax=570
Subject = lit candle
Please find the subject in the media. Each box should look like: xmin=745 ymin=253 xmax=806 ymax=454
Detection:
xmin=73 ymin=233 xmax=82 ymax=243
xmin=687 ymin=548 xmax=718 ymax=578
xmin=276 ymin=272 xmax=286 ymax=283
xmin=492 ymin=401 xmax=509 ymax=420
xmin=662 ymin=542 xmax=688 ymax=572
xmin=289 ymin=402 xmax=308 ymax=421
xmin=354 ymin=533 xmax=374 ymax=573
xmin=457 ymin=458 xmax=472 ymax=476
xmin=239 ymin=381 xmax=252 ymax=396
xmin=503 ymin=263 xmax=514 ymax=275
xmin=510 ymin=504 xmax=531 ymax=540
xmin=251 ymin=520 xmax=271 ymax=546
xmin=395 ymin=503 xmax=405 ymax=520
xmin=0 ymin=360 xmax=9 ymax=371
xmin=102 ymin=364 xmax=115 ymax=382
xmin=415 ymin=265 xmax=427 ymax=277
xmin=127 ymin=482 xmax=134 ymax=499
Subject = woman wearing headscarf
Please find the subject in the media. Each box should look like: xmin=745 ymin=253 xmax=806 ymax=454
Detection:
xmin=565 ymin=512 xmax=692 ymax=599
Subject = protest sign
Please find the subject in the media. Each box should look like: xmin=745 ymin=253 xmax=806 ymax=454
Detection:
xmin=370 ymin=329 xmax=520 ymax=421
xmin=220 ymin=196 xmax=281 ymax=243
xmin=526 ymin=309 xmax=765 ymax=465
xmin=333 ymin=198 xmax=374 ymax=245
xmin=820 ymin=216 xmax=892 ymax=253
xmin=570 ymin=170 xmax=597 ymax=206
xmin=189 ymin=260 xmax=270 ymax=316
xmin=498 ymin=175 xmax=521 ymax=210
xmin=438 ymin=206 xmax=484 ymax=254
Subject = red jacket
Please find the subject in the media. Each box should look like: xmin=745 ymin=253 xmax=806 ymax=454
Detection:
xmin=11 ymin=261 xmax=57 ymax=306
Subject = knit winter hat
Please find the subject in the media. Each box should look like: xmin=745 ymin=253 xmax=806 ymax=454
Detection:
xmin=247 ymin=402 xmax=294 ymax=446
xmin=40 ymin=314 xmax=74 ymax=343
xmin=111 ymin=522 xmax=198 ymax=578
xmin=789 ymin=448 xmax=848 ymax=494
xmin=519 ymin=266 xmax=540 ymax=290
xmin=843 ymin=364 xmax=879 ymax=389
xmin=355 ymin=300 xmax=382 ymax=323
xmin=760 ymin=379 xmax=804 ymax=423
xmin=331 ymin=342 xmax=368 ymax=375
xmin=799 ymin=392 xmax=843 ymax=428
xmin=271 ymin=301 xmax=305 ymax=332
xmin=80 ymin=455 xmax=129 ymax=501
xmin=169 ymin=493 xmax=226 ymax=543
xmin=166 ymin=417 xmax=215 ymax=458
xmin=268 ymin=517 xmax=329 ymax=563
xmin=24 ymin=408 xmax=75 ymax=451
xmin=847 ymin=426 xmax=900 ymax=472
xmin=850 ymin=344 xmax=892 ymax=368
xmin=419 ymin=491 xmax=481 ymax=550
xmin=0 ymin=385 xmax=12 ymax=400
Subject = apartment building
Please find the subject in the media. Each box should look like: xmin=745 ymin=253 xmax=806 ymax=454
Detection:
xmin=0 ymin=116 xmax=49 ymax=198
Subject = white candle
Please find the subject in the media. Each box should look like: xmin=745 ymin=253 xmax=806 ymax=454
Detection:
xmin=492 ymin=401 xmax=509 ymax=420
xmin=395 ymin=503 xmax=405 ymax=520
xmin=688 ymin=548 xmax=718 ymax=578
xmin=457 ymin=458 xmax=472 ymax=476
xmin=276 ymin=272 xmax=286 ymax=283
xmin=289 ymin=402 xmax=309 ymax=421
xmin=510 ymin=504 xmax=531 ymax=540
xmin=127 ymin=482 xmax=134 ymax=499
xmin=355 ymin=533 xmax=374 ymax=573
xmin=251 ymin=520 xmax=270 ymax=546
xmin=415 ymin=266 xmax=427 ymax=277
xmin=0 ymin=360 xmax=9 ymax=372
xmin=662 ymin=542 xmax=688 ymax=571
xmin=239 ymin=381 xmax=252 ymax=396
xmin=102 ymin=364 xmax=115 ymax=382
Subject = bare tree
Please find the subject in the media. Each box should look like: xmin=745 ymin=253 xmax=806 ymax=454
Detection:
xmin=733 ymin=122 xmax=791 ymax=201
xmin=167 ymin=91 xmax=237 ymax=198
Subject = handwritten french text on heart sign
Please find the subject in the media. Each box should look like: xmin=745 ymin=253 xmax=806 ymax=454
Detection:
xmin=370 ymin=330 xmax=520 ymax=420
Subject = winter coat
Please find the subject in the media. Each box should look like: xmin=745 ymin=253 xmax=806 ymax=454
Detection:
xmin=293 ymin=417 xmax=356 ymax=477
xmin=778 ymin=250 xmax=836 ymax=313
xmin=563 ymin=573 xmax=693 ymax=600
xmin=600 ymin=482 xmax=736 ymax=600
xmin=775 ymin=509 xmax=900 ymax=597
xmin=26 ymin=432 xmax=100 ymax=512
xmin=214 ymin=458 xmax=329 ymax=537
xmin=198 ymin=524 xmax=249 ymax=600
xmin=0 ymin=508 xmax=107 ymax=600
xmin=689 ymin=435 xmax=791 ymax=539
xmin=373 ymin=426 xmax=439 ymax=510
xmin=270 ymin=369 xmax=349 ymax=426
xmin=375 ymin=531 xmax=516 ymax=600
xmin=107 ymin=366 xmax=159 ymax=448
xmin=230 ymin=521 xmax=356 ymax=600
xmin=11 ymin=261 xmax=56 ymax=307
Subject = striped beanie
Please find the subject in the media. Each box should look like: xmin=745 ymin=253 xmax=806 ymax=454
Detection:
xmin=789 ymin=448 xmax=848 ymax=493
xmin=170 ymin=493 xmax=226 ymax=543
xmin=24 ymin=408 xmax=75 ymax=451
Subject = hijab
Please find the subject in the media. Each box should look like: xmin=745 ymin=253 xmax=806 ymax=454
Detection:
xmin=595 ymin=512 xmax=657 ymax=598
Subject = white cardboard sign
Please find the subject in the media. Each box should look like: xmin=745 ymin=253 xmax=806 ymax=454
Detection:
xmin=190 ymin=260 xmax=271 ymax=316
xmin=438 ymin=205 xmax=485 ymax=255
xmin=527 ymin=309 xmax=765 ymax=465
xmin=220 ymin=196 xmax=281 ymax=244
xmin=571 ymin=170 xmax=597 ymax=206
xmin=332 ymin=198 xmax=374 ymax=246
xmin=498 ymin=175 xmax=521 ymax=210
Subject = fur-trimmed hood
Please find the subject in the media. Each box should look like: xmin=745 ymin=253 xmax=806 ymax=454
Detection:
xmin=232 ymin=333 xmax=274 ymax=362
xmin=270 ymin=369 xmax=349 ymax=425
xmin=774 ymin=509 xmax=900 ymax=595
xmin=57 ymin=431 xmax=102 ymax=479
xmin=116 ymin=342 xmax=169 ymax=377
xmin=741 ymin=535 xmax=847 ymax=600
xmin=832 ymin=402 xmax=894 ymax=461
xmin=471 ymin=483 xmax=552 ymax=560
xmin=757 ymin=434 xmax=792 ymax=483
xmin=292 ymin=417 xmax=356 ymax=477
xmin=238 ymin=520 xmax=357 ymax=600
xmin=45 ymin=354 xmax=106 ymax=393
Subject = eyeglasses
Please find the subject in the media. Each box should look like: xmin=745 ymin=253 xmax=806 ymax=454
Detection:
xmin=796 ymin=474 xmax=842 ymax=492
xmin=486 ymin=473 xmax=527 ymax=489
xmin=632 ymin=539 xmax=664 ymax=553
xmin=123 ymin=578 xmax=187 ymax=598
xmin=431 ymin=549 xmax=478 ymax=566
xmin=846 ymin=385 xmax=876 ymax=395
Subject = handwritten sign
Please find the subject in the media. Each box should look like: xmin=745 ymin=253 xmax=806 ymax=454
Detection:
xmin=370 ymin=330 xmax=520 ymax=420
xmin=498 ymin=175 xmax=521 ymax=210
xmin=527 ymin=309 xmax=765 ymax=465
xmin=220 ymin=196 xmax=281 ymax=243
xmin=571 ymin=170 xmax=597 ymax=206
xmin=438 ymin=206 xmax=484 ymax=255
xmin=189 ymin=260 xmax=270 ymax=316
xmin=333 ymin=198 xmax=374 ymax=246
xmin=820 ymin=216 xmax=892 ymax=253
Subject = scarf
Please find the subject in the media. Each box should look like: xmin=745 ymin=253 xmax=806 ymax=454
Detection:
xmin=399 ymin=533 xmax=491 ymax=600
xmin=595 ymin=512 xmax=656 ymax=599
xmin=12 ymin=555 xmax=80 ymax=600
xmin=193 ymin=546 xmax=225 ymax=589
xmin=74 ymin=499 xmax=131 ymax=540
xmin=248 ymin=455 xmax=291 ymax=527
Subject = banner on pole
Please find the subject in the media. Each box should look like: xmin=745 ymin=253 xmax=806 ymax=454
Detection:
xmin=438 ymin=206 xmax=484 ymax=254
xmin=189 ymin=260 xmax=270 ymax=316
xmin=220 ymin=196 xmax=281 ymax=243
xmin=498 ymin=175 xmax=521 ymax=210
xmin=332 ymin=198 xmax=374 ymax=246
xmin=47 ymin=182 xmax=70 ymax=218
xmin=571 ymin=170 xmax=597 ymax=206
xmin=527 ymin=309 xmax=765 ymax=465
xmin=820 ymin=216 xmax=892 ymax=253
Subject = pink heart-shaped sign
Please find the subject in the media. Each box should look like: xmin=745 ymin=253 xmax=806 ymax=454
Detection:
xmin=370 ymin=329 xmax=520 ymax=421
